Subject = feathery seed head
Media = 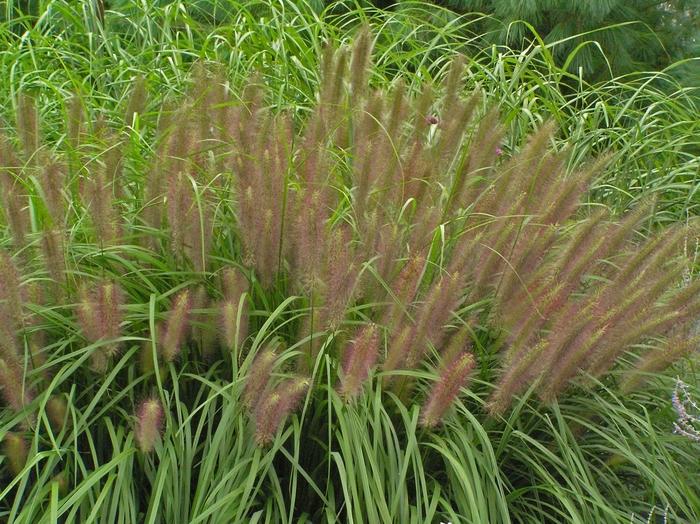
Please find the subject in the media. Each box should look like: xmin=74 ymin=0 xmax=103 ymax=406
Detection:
xmin=0 ymin=141 xmax=30 ymax=248
xmin=383 ymin=324 xmax=415 ymax=377
xmin=135 ymin=398 xmax=164 ymax=453
xmin=253 ymin=392 xmax=282 ymax=446
xmin=254 ymin=376 xmax=309 ymax=446
xmin=243 ymin=348 xmax=277 ymax=410
xmin=66 ymin=92 xmax=85 ymax=148
xmin=219 ymin=299 xmax=248 ymax=351
xmin=390 ymin=255 xmax=425 ymax=307
xmin=41 ymin=159 xmax=66 ymax=225
xmin=339 ymin=324 xmax=380 ymax=400
xmin=47 ymin=395 xmax=68 ymax=432
xmin=0 ymin=251 xmax=24 ymax=332
xmin=124 ymin=75 xmax=147 ymax=126
xmin=221 ymin=267 xmax=248 ymax=302
xmin=76 ymin=280 xmax=124 ymax=369
xmin=41 ymin=229 xmax=66 ymax=296
xmin=3 ymin=432 xmax=28 ymax=477
xmin=84 ymin=163 xmax=121 ymax=245
xmin=167 ymin=171 xmax=194 ymax=257
xmin=420 ymin=351 xmax=475 ymax=428
xmin=349 ymin=26 xmax=373 ymax=102
xmin=17 ymin=92 xmax=39 ymax=161
xmin=161 ymin=289 xmax=192 ymax=362
xmin=0 ymin=358 xmax=32 ymax=412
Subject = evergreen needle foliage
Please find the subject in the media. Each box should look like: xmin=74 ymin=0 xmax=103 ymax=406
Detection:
xmin=0 ymin=3 xmax=698 ymax=523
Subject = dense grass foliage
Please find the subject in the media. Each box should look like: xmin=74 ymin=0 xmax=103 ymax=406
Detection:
xmin=1 ymin=2 xmax=699 ymax=523
xmin=1 ymin=1 xmax=698 ymax=219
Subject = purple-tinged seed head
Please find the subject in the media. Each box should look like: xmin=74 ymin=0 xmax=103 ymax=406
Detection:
xmin=135 ymin=398 xmax=164 ymax=453
xmin=420 ymin=351 xmax=475 ymax=428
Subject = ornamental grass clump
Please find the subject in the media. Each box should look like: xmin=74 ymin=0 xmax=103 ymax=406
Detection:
xmin=0 ymin=23 xmax=698 ymax=521
xmin=1 ymin=26 xmax=698 ymax=432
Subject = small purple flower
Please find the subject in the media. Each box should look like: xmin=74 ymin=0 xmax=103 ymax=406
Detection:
xmin=425 ymin=115 xmax=439 ymax=126
xmin=495 ymin=146 xmax=503 ymax=156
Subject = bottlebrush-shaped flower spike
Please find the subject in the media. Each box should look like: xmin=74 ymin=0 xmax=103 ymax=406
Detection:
xmin=353 ymin=93 xmax=384 ymax=220
xmin=254 ymin=376 xmax=309 ymax=446
xmin=221 ymin=267 xmax=248 ymax=302
xmin=442 ymin=54 xmax=466 ymax=117
xmin=0 ymin=250 xmax=24 ymax=332
xmin=76 ymin=280 xmax=125 ymax=371
xmin=23 ymin=282 xmax=46 ymax=369
xmin=85 ymin=161 xmax=120 ymax=245
xmin=135 ymin=398 xmax=164 ymax=453
xmin=408 ymin=272 xmax=464 ymax=366
xmin=41 ymin=159 xmax=66 ymax=226
xmin=373 ymin=223 xmax=403 ymax=287
xmin=382 ymin=255 xmax=425 ymax=329
xmin=291 ymin=188 xmax=330 ymax=291
xmin=383 ymin=324 xmax=415 ymax=377
xmin=540 ymin=155 xmax=609 ymax=227
xmin=0 ymin=358 xmax=32 ymax=412
xmin=322 ymin=226 xmax=359 ymax=328
xmin=349 ymin=26 xmax=372 ymax=103
xmin=3 ymin=432 xmax=28 ymax=477
xmin=160 ymin=290 xmax=192 ymax=362
xmin=66 ymin=92 xmax=84 ymax=149
xmin=17 ymin=92 xmax=39 ymax=161
xmin=187 ymin=198 xmax=212 ymax=274
xmin=124 ymin=75 xmax=147 ymax=126
xmin=243 ymin=348 xmax=277 ymax=410
xmin=339 ymin=324 xmax=380 ymax=400
xmin=98 ymin=282 xmax=124 ymax=341
xmin=452 ymin=108 xmax=504 ymax=210
xmin=0 ymin=322 xmax=20 ymax=366
xmin=220 ymin=299 xmax=248 ymax=351
xmin=47 ymin=395 xmax=68 ymax=432
xmin=167 ymin=171 xmax=194 ymax=258
xmin=104 ymin=137 xmax=124 ymax=198
xmin=76 ymin=281 xmax=124 ymax=343
xmin=219 ymin=267 xmax=249 ymax=350
xmin=0 ymin=135 xmax=29 ymax=248
xmin=441 ymin=327 xmax=474 ymax=367
xmin=420 ymin=351 xmax=475 ymax=428
xmin=41 ymin=229 xmax=67 ymax=295
xmin=620 ymin=334 xmax=700 ymax=393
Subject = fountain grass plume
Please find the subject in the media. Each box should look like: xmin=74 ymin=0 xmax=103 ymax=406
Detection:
xmin=135 ymin=397 xmax=164 ymax=453
xmin=420 ymin=351 xmax=475 ymax=428
xmin=160 ymin=289 xmax=192 ymax=363
xmin=339 ymin=323 xmax=380 ymax=401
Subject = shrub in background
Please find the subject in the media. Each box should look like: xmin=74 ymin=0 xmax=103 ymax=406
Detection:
xmin=416 ymin=0 xmax=700 ymax=82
